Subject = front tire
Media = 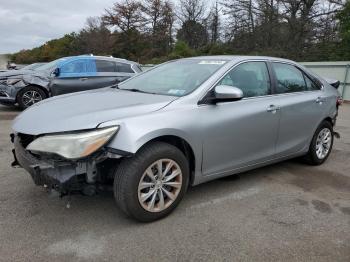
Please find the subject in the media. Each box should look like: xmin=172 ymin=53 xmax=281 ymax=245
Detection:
xmin=17 ymin=86 xmax=47 ymax=109
xmin=303 ymin=121 xmax=334 ymax=165
xmin=113 ymin=142 xmax=189 ymax=222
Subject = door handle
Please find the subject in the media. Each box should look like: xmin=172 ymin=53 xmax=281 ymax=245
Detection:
xmin=315 ymin=96 xmax=325 ymax=104
xmin=80 ymin=77 xmax=88 ymax=81
xmin=267 ymin=105 xmax=280 ymax=113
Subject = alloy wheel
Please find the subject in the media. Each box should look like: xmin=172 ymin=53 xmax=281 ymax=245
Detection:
xmin=315 ymin=127 xmax=332 ymax=159
xmin=22 ymin=90 xmax=42 ymax=107
xmin=138 ymin=159 xmax=183 ymax=213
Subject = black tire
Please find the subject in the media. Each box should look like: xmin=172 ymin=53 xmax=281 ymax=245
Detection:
xmin=17 ymin=86 xmax=47 ymax=109
xmin=303 ymin=121 xmax=334 ymax=165
xmin=113 ymin=142 xmax=190 ymax=222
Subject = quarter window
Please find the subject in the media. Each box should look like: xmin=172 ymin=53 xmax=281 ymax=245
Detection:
xmin=218 ymin=61 xmax=270 ymax=98
xmin=272 ymin=63 xmax=307 ymax=93
xmin=116 ymin=62 xmax=134 ymax=73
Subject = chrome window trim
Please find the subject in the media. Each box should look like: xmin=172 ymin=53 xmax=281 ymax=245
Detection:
xmin=269 ymin=60 xmax=324 ymax=91
xmin=130 ymin=64 xmax=138 ymax=73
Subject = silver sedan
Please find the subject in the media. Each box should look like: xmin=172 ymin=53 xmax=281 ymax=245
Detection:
xmin=11 ymin=56 xmax=341 ymax=222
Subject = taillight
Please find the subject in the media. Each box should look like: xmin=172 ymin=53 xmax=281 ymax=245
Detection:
xmin=336 ymin=96 xmax=343 ymax=106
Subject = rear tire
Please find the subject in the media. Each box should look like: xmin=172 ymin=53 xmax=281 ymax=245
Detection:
xmin=17 ymin=86 xmax=47 ymax=109
xmin=303 ymin=121 xmax=334 ymax=165
xmin=113 ymin=142 xmax=189 ymax=222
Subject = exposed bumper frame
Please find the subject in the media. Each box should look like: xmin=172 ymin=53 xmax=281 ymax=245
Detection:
xmin=11 ymin=134 xmax=133 ymax=194
xmin=12 ymin=135 xmax=96 ymax=192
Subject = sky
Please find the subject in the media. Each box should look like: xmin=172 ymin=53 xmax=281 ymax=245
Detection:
xmin=0 ymin=0 xmax=117 ymax=54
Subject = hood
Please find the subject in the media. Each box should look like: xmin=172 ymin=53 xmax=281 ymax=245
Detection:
xmin=0 ymin=69 xmax=49 ymax=79
xmin=12 ymin=88 xmax=177 ymax=135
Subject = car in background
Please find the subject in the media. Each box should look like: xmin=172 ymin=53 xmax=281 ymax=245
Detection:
xmin=0 ymin=63 xmax=45 ymax=73
xmin=0 ymin=55 xmax=140 ymax=109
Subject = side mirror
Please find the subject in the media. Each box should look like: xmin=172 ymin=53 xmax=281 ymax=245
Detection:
xmin=53 ymin=67 xmax=60 ymax=77
xmin=215 ymin=85 xmax=243 ymax=101
xmin=201 ymin=85 xmax=243 ymax=104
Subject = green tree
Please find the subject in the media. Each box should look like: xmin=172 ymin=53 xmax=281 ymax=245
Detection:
xmin=337 ymin=1 xmax=350 ymax=59
xmin=177 ymin=20 xmax=208 ymax=49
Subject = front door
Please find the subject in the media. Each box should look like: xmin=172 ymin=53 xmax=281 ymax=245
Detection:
xmin=201 ymin=61 xmax=281 ymax=176
xmin=50 ymin=58 xmax=96 ymax=96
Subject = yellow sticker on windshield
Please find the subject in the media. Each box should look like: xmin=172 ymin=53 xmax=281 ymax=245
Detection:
xmin=198 ymin=61 xmax=226 ymax=65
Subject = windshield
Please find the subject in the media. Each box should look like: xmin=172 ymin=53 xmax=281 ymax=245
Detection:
xmin=119 ymin=59 xmax=228 ymax=96
xmin=35 ymin=58 xmax=67 ymax=72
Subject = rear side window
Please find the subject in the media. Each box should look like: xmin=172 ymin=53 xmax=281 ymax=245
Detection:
xmin=96 ymin=60 xmax=116 ymax=72
xmin=272 ymin=63 xmax=307 ymax=93
xmin=60 ymin=60 xmax=86 ymax=74
xmin=218 ymin=61 xmax=270 ymax=98
xmin=116 ymin=62 xmax=134 ymax=73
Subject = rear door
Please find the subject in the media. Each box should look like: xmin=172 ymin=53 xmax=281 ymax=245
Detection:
xmin=270 ymin=62 xmax=325 ymax=157
xmin=201 ymin=61 xmax=281 ymax=175
xmin=90 ymin=59 xmax=119 ymax=88
xmin=93 ymin=59 xmax=135 ymax=87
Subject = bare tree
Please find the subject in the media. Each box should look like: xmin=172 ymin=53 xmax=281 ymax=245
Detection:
xmin=222 ymin=0 xmax=344 ymax=58
xmin=207 ymin=1 xmax=221 ymax=44
xmin=177 ymin=0 xmax=206 ymax=22
xmin=142 ymin=0 xmax=176 ymax=54
xmin=102 ymin=0 xmax=145 ymax=32
xmin=77 ymin=17 xmax=114 ymax=55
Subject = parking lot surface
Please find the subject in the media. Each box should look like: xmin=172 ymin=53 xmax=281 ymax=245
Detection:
xmin=0 ymin=104 xmax=349 ymax=261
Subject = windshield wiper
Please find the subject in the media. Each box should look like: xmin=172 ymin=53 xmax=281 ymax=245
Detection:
xmin=122 ymin=88 xmax=157 ymax=95
xmin=110 ymin=83 xmax=119 ymax=89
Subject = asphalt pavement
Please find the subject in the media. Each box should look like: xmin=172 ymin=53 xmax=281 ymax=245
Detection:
xmin=0 ymin=104 xmax=349 ymax=261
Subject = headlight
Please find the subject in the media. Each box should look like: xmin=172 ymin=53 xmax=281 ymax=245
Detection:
xmin=26 ymin=126 xmax=119 ymax=159
xmin=6 ymin=78 xmax=21 ymax=85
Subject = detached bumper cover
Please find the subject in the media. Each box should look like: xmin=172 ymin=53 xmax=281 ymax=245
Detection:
xmin=13 ymin=135 xmax=91 ymax=190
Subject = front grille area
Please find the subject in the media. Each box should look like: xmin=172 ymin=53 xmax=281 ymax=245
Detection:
xmin=18 ymin=133 xmax=36 ymax=148
xmin=0 ymin=79 xmax=7 ymax=85
xmin=0 ymin=91 xmax=8 ymax=97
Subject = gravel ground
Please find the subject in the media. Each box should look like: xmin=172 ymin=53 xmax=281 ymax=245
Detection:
xmin=0 ymin=104 xmax=349 ymax=262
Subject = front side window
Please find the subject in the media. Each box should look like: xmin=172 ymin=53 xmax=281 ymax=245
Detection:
xmin=61 ymin=60 xmax=86 ymax=74
xmin=119 ymin=59 xmax=228 ymax=96
xmin=272 ymin=63 xmax=307 ymax=93
xmin=218 ymin=61 xmax=270 ymax=98
xmin=96 ymin=60 xmax=116 ymax=72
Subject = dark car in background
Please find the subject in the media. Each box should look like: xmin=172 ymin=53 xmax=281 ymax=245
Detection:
xmin=0 ymin=55 xmax=140 ymax=109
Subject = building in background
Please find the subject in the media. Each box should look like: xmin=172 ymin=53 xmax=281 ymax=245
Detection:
xmin=302 ymin=61 xmax=350 ymax=101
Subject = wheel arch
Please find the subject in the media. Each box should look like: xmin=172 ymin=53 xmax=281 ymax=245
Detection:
xmin=15 ymin=84 xmax=49 ymax=102
xmin=137 ymin=135 xmax=196 ymax=185
xmin=322 ymin=116 xmax=333 ymax=126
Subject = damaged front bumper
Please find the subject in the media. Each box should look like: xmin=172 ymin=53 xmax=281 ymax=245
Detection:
xmin=11 ymin=133 xmax=126 ymax=195
xmin=0 ymin=84 xmax=16 ymax=104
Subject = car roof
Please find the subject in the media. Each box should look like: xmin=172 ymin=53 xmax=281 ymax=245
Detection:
xmin=183 ymin=55 xmax=296 ymax=64
xmin=61 ymin=55 xmax=138 ymax=65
